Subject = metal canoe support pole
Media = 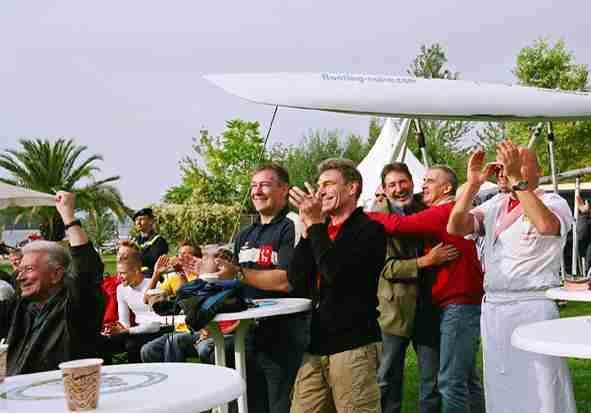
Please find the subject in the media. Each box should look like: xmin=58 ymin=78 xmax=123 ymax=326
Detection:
xmin=527 ymin=122 xmax=544 ymax=149
xmin=414 ymin=119 xmax=429 ymax=167
xmin=546 ymin=122 xmax=559 ymax=194
xmin=545 ymin=121 xmax=565 ymax=279
xmin=573 ymin=177 xmax=581 ymax=278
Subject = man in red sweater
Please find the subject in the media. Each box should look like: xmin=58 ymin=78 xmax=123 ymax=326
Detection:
xmin=369 ymin=165 xmax=485 ymax=413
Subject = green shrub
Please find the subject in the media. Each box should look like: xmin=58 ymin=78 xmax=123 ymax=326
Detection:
xmin=153 ymin=202 xmax=242 ymax=246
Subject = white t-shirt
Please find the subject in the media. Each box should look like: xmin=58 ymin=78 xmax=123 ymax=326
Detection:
xmin=471 ymin=191 xmax=572 ymax=295
xmin=116 ymin=278 xmax=160 ymax=334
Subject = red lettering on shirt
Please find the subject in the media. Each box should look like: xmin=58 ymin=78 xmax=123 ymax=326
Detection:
xmin=258 ymin=245 xmax=273 ymax=266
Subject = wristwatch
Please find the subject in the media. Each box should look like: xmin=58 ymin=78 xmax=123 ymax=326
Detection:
xmin=511 ymin=180 xmax=528 ymax=192
xmin=64 ymin=219 xmax=82 ymax=230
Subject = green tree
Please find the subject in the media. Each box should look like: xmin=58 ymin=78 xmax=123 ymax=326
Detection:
xmin=280 ymin=129 xmax=372 ymax=189
xmin=176 ymin=119 xmax=276 ymax=206
xmin=0 ymin=138 xmax=130 ymax=240
xmin=513 ymin=38 xmax=588 ymax=90
xmin=406 ymin=43 xmax=473 ymax=177
xmin=82 ymin=207 xmax=118 ymax=252
xmin=507 ymin=38 xmax=590 ymax=174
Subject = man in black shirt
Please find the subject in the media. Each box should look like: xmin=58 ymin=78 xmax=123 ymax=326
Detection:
xmin=133 ymin=208 xmax=168 ymax=275
xmin=0 ymin=191 xmax=104 ymax=375
xmin=220 ymin=163 xmax=308 ymax=413
xmin=289 ymin=158 xmax=386 ymax=413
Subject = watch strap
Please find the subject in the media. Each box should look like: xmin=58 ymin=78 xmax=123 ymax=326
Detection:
xmin=64 ymin=219 xmax=82 ymax=230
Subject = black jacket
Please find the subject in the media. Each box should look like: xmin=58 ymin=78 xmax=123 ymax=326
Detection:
xmin=0 ymin=243 xmax=104 ymax=375
xmin=288 ymin=207 xmax=386 ymax=355
xmin=135 ymin=231 xmax=169 ymax=275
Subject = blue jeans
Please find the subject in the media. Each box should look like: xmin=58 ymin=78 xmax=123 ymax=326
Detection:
xmin=194 ymin=335 xmax=235 ymax=366
xmin=439 ymin=304 xmax=484 ymax=413
xmin=378 ymin=333 xmax=440 ymax=413
xmin=140 ymin=331 xmax=198 ymax=362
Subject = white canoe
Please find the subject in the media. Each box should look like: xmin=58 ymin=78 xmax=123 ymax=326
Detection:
xmin=0 ymin=182 xmax=55 ymax=209
xmin=204 ymin=72 xmax=591 ymax=121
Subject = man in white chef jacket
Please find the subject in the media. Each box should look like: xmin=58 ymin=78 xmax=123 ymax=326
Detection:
xmin=446 ymin=140 xmax=576 ymax=413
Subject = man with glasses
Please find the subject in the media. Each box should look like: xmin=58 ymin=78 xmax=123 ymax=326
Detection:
xmin=0 ymin=191 xmax=104 ymax=375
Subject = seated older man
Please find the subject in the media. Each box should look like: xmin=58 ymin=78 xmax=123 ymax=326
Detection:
xmin=0 ymin=191 xmax=104 ymax=375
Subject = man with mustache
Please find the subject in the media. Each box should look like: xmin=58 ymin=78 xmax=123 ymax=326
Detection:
xmin=447 ymin=141 xmax=576 ymax=412
xmin=377 ymin=162 xmax=459 ymax=413
xmin=369 ymin=165 xmax=485 ymax=413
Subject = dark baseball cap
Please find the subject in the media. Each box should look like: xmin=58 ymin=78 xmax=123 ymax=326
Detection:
xmin=133 ymin=208 xmax=154 ymax=220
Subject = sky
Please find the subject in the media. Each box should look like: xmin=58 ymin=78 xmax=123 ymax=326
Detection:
xmin=1 ymin=1 xmax=590 ymax=209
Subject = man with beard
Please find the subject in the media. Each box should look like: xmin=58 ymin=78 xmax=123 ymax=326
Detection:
xmin=219 ymin=164 xmax=308 ymax=413
xmin=377 ymin=162 xmax=459 ymax=413
xmin=369 ymin=165 xmax=485 ymax=413
xmin=288 ymin=158 xmax=386 ymax=413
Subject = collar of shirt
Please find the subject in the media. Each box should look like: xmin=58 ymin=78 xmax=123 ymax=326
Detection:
xmin=327 ymin=222 xmax=343 ymax=241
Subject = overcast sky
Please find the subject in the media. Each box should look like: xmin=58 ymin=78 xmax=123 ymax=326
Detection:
xmin=1 ymin=1 xmax=590 ymax=209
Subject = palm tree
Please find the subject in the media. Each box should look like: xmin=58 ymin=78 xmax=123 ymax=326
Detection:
xmin=0 ymin=138 xmax=132 ymax=240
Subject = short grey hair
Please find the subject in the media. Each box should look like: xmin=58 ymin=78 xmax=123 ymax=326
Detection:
xmin=318 ymin=158 xmax=363 ymax=199
xmin=429 ymin=165 xmax=458 ymax=195
xmin=22 ymin=240 xmax=73 ymax=279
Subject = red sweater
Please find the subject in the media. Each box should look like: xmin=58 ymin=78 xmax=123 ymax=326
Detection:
xmin=368 ymin=202 xmax=484 ymax=307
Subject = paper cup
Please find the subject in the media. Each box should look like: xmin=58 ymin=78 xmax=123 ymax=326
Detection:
xmin=59 ymin=358 xmax=103 ymax=411
xmin=0 ymin=344 xmax=7 ymax=383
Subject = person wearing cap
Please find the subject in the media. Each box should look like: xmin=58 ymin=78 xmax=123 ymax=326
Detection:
xmin=133 ymin=208 xmax=169 ymax=276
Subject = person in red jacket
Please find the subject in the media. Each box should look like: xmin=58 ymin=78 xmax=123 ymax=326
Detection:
xmin=369 ymin=165 xmax=485 ymax=413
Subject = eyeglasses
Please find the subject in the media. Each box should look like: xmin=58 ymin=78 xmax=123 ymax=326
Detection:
xmin=374 ymin=194 xmax=386 ymax=198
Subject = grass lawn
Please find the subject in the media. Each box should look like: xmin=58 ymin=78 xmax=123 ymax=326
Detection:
xmin=399 ymin=302 xmax=591 ymax=412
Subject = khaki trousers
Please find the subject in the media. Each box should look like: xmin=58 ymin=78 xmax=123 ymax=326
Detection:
xmin=291 ymin=343 xmax=381 ymax=413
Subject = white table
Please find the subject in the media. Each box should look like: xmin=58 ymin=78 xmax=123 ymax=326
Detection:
xmin=546 ymin=287 xmax=591 ymax=302
xmin=1 ymin=362 xmax=245 ymax=413
xmin=511 ymin=315 xmax=591 ymax=359
xmin=208 ymin=298 xmax=312 ymax=413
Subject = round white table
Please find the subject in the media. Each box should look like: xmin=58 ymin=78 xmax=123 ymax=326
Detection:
xmin=0 ymin=362 xmax=244 ymax=413
xmin=511 ymin=315 xmax=591 ymax=359
xmin=209 ymin=298 xmax=312 ymax=413
xmin=546 ymin=287 xmax=591 ymax=302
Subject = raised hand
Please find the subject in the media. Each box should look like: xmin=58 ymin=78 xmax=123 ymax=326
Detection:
xmin=496 ymin=140 xmax=522 ymax=182
xmin=467 ymin=149 xmax=500 ymax=187
xmin=289 ymin=182 xmax=323 ymax=228
xmin=153 ymin=255 xmax=172 ymax=276
xmin=576 ymin=194 xmax=590 ymax=214
xmin=55 ymin=191 xmax=76 ymax=223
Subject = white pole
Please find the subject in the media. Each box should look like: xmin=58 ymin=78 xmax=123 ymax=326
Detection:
xmin=527 ymin=122 xmax=544 ymax=148
xmin=414 ymin=119 xmax=429 ymax=167
xmin=547 ymin=122 xmax=559 ymax=194
xmin=546 ymin=121 xmax=565 ymax=279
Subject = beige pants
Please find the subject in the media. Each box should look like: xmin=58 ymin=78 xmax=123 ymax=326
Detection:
xmin=291 ymin=343 xmax=381 ymax=413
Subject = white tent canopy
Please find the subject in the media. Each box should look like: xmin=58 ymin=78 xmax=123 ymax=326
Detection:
xmin=0 ymin=182 xmax=55 ymax=209
xmin=357 ymin=118 xmax=427 ymax=208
